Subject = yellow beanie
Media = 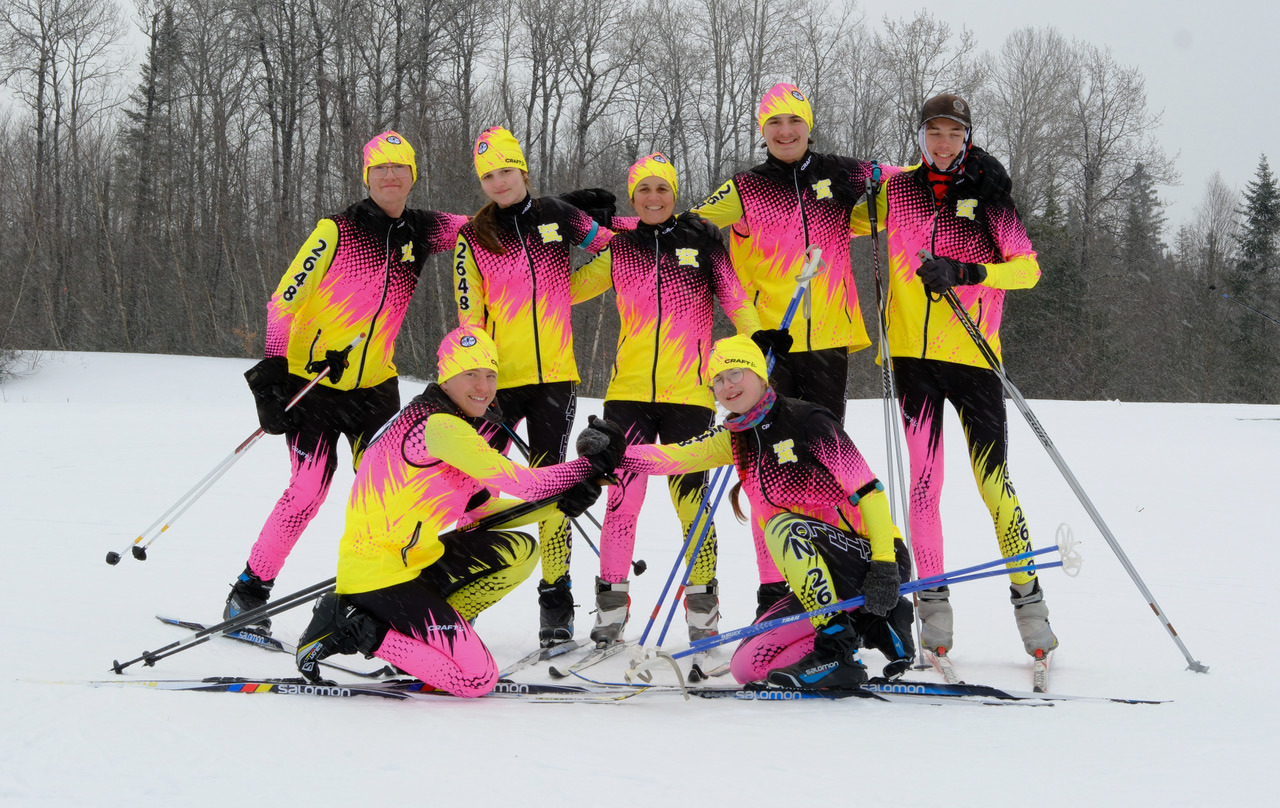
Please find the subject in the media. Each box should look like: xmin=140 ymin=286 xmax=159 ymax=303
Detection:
xmin=437 ymin=326 xmax=499 ymax=383
xmin=708 ymin=334 xmax=768 ymax=382
xmin=474 ymin=126 xmax=528 ymax=179
xmin=627 ymin=152 xmax=679 ymax=200
xmin=757 ymin=83 xmax=814 ymax=133
xmin=363 ymin=131 xmax=417 ymax=185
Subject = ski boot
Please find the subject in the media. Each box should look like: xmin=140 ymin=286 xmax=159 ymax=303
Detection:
xmin=684 ymin=578 xmax=720 ymax=642
xmin=766 ymin=614 xmax=868 ymax=690
xmin=589 ymin=577 xmax=630 ymax=646
xmin=223 ymin=565 xmax=275 ymax=633
xmin=295 ymin=593 xmax=388 ymax=683
xmin=538 ymin=574 xmax=575 ymax=648
xmin=1011 ymin=579 xmax=1057 ymax=654
xmin=855 ymin=596 xmax=916 ymax=680
xmin=1011 ymin=579 xmax=1057 ymax=692
xmin=917 ymin=585 xmax=953 ymax=652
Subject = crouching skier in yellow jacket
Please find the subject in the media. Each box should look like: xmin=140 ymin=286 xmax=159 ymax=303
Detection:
xmin=294 ymin=326 xmax=625 ymax=696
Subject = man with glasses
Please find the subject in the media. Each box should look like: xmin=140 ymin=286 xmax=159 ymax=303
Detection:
xmin=225 ymin=131 xmax=469 ymax=631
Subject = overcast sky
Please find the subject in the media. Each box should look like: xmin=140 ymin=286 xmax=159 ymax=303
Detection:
xmin=4 ymin=0 xmax=1271 ymax=236
xmin=854 ymin=0 xmax=1277 ymax=232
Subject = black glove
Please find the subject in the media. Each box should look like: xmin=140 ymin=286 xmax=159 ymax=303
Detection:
xmin=557 ymin=187 xmax=616 ymax=229
xmin=305 ymin=349 xmax=351 ymax=385
xmin=245 ymin=356 xmax=302 ymax=435
xmin=915 ymin=256 xmax=987 ymax=295
xmin=677 ymin=210 xmax=723 ymax=244
xmin=575 ymin=414 xmax=628 ymax=476
xmin=557 ymin=478 xmax=603 ymax=518
xmin=860 ymin=560 xmax=902 ymax=617
xmin=751 ymin=328 xmax=793 ymax=360
xmin=961 ymin=146 xmax=1013 ymax=204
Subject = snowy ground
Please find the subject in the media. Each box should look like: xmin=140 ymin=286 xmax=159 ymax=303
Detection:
xmin=1 ymin=351 xmax=1274 ymax=806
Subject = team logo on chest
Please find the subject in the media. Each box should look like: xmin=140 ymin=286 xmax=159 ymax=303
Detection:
xmin=956 ymin=199 xmax=977 ymax=220
xmin=675 ymin=247 xmax=700 ymax=267
xmin=538 ymin=223 xmax=563 ymax=243
xmin=772 ymin=438 xmax=798 ymax=465
xmin=811 ymin=179 xmax=833 ymax=200
xmin=400 ymin=242 xmax=416 ymax=262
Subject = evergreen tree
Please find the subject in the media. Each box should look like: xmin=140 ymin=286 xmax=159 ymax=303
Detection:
xmin=1223 ymin=155 xmax=1280 ymax=401
xmin=1235 ymin=154 xmax=1280 ymax=281
xmin=1006 ymin=186 xmax=1084 ymax=398
xmin=1114 ymin=163 xmax=1170 ymax=398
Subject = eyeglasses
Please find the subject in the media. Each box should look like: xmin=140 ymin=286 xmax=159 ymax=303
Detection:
xmin=369 ymin=164 xmax=413 ymax=178
xmin=711 ymin=367 xmax=745 ymax=391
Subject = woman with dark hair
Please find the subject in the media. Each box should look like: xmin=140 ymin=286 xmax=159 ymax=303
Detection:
xmin=452 ymin=126 xmax=615 ymax=647
xmin=570 ymin=153 xmax=783 ymax=647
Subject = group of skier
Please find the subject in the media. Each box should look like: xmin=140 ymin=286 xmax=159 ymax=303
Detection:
xmin=224 ymin=81 xmax=1057 ymax=697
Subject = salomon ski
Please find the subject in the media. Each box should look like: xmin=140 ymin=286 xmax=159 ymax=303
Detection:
xmin=156 ymin=616 xmax=395 ymax=679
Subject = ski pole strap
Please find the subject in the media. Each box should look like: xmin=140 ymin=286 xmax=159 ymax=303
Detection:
xmin=286 ymin=332 xmax=367 ymax=411
xmin=848 ymin=479 xmax=884 ymax=506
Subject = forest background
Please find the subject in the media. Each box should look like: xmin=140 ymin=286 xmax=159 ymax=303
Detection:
xmin=2 ymin=0 xmax=1277 ymax=402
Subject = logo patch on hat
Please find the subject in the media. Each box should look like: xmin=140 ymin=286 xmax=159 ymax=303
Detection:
xmin=791 ymin=90 xmax=806 ymax=101
xmin=477 ymin=143 xmax=489 ymax=154
xmin=387 ymin=135 xmax=402 ymax=144
xmin=460 ymin=336 xmax=477 ymax=347
xmin=953 ymin=100 xmax=966 ymax=113
xmin=653 ymin=154 xmax=667 ymax=163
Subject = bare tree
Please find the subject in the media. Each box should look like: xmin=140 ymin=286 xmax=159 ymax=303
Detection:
xmin=978 ymin=26 xmax=1076 ymax=216
xmin=872 ymin=10 xmax=984 ymax=165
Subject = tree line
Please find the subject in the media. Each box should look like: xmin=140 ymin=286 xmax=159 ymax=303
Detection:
xmin=1 ymin=0 xmax=1277 ymax=401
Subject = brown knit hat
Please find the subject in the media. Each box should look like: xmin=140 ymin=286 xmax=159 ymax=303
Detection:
xmin=920 ymin=94 xmax=972 ymax=129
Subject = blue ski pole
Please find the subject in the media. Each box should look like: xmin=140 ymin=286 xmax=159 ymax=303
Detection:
xmin=638 ymin=248 xmax=826 ymax=648
xmin=676 ymin=544 xmax=1070 ymax=659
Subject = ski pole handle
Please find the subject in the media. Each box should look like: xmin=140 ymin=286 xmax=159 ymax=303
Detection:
xmin=106 ymin=333 xmax=366 ymax=566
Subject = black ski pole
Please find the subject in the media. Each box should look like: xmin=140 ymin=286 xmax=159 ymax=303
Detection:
xmin=502 ymin=423 xmax=646 ymax=576
xmin=921 ymin=250 xmax=1207 ymax=673
xmin=1210 ymin=285 xmax=1280 ymax=326
xmin=112 ymin=578 xmax=337 ymax=673
xmin=111 ymin=493 xmax=569 ymax=674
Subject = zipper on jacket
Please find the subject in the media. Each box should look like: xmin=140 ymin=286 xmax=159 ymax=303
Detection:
xmin=513 ymin=218 xmax=544 ymax=382
xmin=793 ymin=168 xmax=813 ymax=350
xmin=401 ymin=521 xmax=422 ymax=567
xmin=921 ymin=210 xmax=944 ymax=359
xmin=651 ymin=232 xmax=662 ymax=402
xmin=355 ymin=224 xmax=396 ymax=385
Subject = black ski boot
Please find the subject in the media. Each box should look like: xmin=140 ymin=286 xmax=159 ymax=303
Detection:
xmin=766 ymin=614 xmax=868 ymax=690
xmin=854 ymin=596 xmax=917 ymax=680
xmin=295 ymin=594 xmax=388 ymax=683
xmin=538 ymin=574 xmax=575 ymax=647
xmin=223 ymin=565 xmax=275 ymax=633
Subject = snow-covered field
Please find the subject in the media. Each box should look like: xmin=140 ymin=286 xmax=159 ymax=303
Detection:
xmin=1 ymin=351 xmax=1274 ymax=806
